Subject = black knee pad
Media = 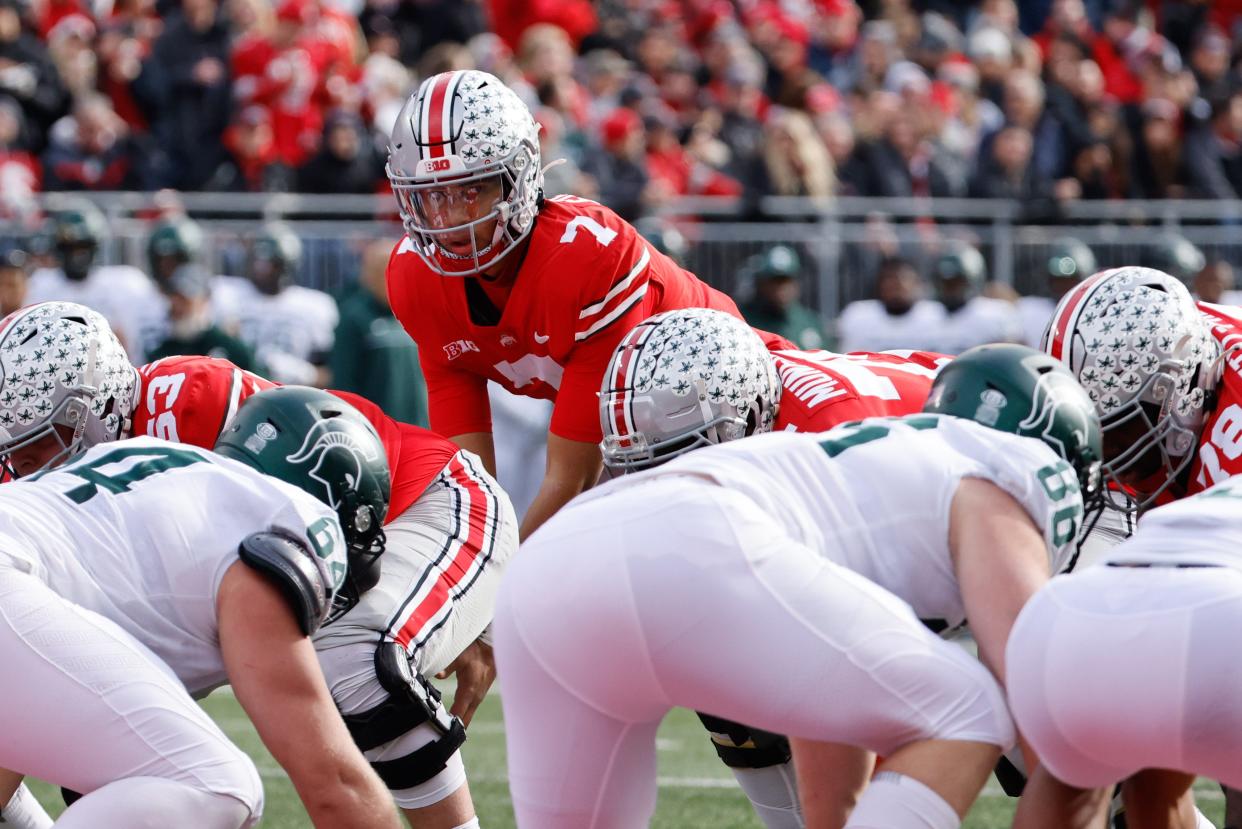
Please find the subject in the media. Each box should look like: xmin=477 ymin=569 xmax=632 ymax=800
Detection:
xmin=696 ymin=712 xmax=792 ymax=769
xmin=340 ymin=642 xmax=467 ymax=790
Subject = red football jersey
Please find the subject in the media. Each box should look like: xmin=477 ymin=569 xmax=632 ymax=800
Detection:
xmin=1185 ymin=302 xmax=1242 ymax=496
xmin=388 ymin=195 xmax=785 ymax=443
xmin=133 ymin=356 xmax=457 ymax=520
xmin=772 ymin=349 xmax=949 ymax=432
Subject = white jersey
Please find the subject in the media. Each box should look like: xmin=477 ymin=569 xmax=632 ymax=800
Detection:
xmin=586 ymin=415 xmax=1081 ymax=631
xmin=1017 ymin=295 xmax=1056 ymax=349
xmin=214 ymin=280 xmax=338 ymax=385
xmin=0 ymin=437 xmax=346 ymax=695
xmin=1104 ymin=475 xmax=1242 ymax=569
xmin=27 ymin=265 xmax=166 ymax=362
xmin=837 ymin=299 xmax=945 ymax=353
xmin=935 ymin=296 xmax=1023 ymax=356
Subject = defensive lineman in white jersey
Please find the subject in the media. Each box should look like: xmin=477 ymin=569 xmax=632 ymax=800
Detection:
xmin=1008 ymin=474 xmax=1242 ymax=829
xmin=494 ymin=344 xmax=1103 ymax=829
xmin=0 ymin=388 xmax=401 ymax=829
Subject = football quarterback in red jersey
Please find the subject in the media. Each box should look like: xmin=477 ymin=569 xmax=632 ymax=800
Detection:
xmin=0 ymin=301 xmax=517 ymax=829
xmin=1033 ymin=266 xmax=1237 ymax=826
xmin=385 ymin=69 xmax=790 ymax=540
xmin=599 ymin=308 xmax=947 ymax=828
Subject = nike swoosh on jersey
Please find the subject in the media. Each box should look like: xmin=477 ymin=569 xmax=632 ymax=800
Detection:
xmin=534 ymin=331 xmax=550 ymax=343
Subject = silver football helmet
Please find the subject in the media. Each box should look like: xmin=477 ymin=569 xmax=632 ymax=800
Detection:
xmin=0 ymin=302 xmax=137 ymax=477
xmin=386 ymin=69 xmax=543 ymax=276
xmin=1041 ymin=266 xmax=1219 ymax=511
xmin=600 ymin=309 xmax=781 ymax=471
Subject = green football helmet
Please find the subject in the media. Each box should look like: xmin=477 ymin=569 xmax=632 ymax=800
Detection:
xmin=1045 ymin=237 xmax=1096 ymax=281
xmin=933 ymin=241 xmax=986 ymax=311
xmin=147 ymin=218 xmax=205 ymax=286
xmin=214 ymin=386 xmax=391 ymax=620
xmin=52 ymin=206 xmax=107 ymax=281
xmin=748 ymin=244 xmax=802 ymax=280
xmin=249 ymin=222 xmax=303 ymax=295
xmin=1142 ymin=232 xmax=1204 ymax=282
xmin=923 ymin=343 xmax=1103 ymax=509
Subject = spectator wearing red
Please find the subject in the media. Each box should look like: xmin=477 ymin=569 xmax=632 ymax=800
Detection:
xmin=644 ymin=110 xmax=741 ymax=200
xmin=1090 ymin=0 xmax=1149 ymax=105
xmin=808 ymin=0 xmax=863 ymax=90
xmin=97 ymin=0 xmax=163 ymax=131
xmin=35 ymin=0 xmax=88 ymax=41
xmin=488 ymin=0 xmax=596 ymax=51
xmin=1031 ymin=0 xmax=1095 ymax=60
xmin=583 ymin=107 xmax=652 ymax=221
xmin=208 ymin=104 xmax=293 ymax=192
xmin=232 ymin=0 xmax=328 ymax=166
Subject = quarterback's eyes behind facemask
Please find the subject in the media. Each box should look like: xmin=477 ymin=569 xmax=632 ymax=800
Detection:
xmin=387 ymin=69 xmax=544 ymax=277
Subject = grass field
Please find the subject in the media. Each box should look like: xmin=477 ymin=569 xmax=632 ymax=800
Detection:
xmin=23 ymin=683 xmax=1228 ymax=827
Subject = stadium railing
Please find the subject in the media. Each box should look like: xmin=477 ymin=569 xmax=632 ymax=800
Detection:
xmin=15 ymin=192 xmax=1242 ymax=319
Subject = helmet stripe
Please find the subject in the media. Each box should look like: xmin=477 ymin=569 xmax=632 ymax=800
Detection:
xmin=1045 ymin=272 xmax=1107 ymax=362
xmin=440 ymin=71 xmax=464 ymax=158
xmin=424 ymin=72 xmax=456 ymax=159
xmin=610 ymin=323 xmax=655 ymax=442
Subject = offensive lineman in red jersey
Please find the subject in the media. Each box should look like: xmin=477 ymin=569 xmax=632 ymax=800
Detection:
xmin=0 ymin=302 xmax=517 ymax=829
xmin=384 ymin=69 xmax=790 ymax=540
xmin=599 ymin=308 xmax=948 ymax=828
xmin=1028 ymin=266 xmax=1235 ymax=826
xmin=601 ymin=309 xmax=947 ymax=469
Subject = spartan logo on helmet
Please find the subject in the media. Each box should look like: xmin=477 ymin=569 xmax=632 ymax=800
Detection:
xmin=1020 ymin=371 xmax=1094 ymax=469
xmin=285 ymin=419 xmax=381 ymax=513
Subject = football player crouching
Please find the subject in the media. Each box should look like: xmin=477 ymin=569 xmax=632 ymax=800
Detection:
xmin=1007 ymin=473 xmax=1242 ymax=829
xmin=0 ymin=386 xmax=401 ymax=828
xmin=0 ymin=301 xmax=518 ymax=829
xmin=598 ymin=307 xmax=947 ymax=826
xmin=496 ymin=342 xmax=1102 ymax=829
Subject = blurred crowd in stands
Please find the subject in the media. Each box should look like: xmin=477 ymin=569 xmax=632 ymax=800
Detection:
xmin=3 ymin=0 xmax=1242 ymax=225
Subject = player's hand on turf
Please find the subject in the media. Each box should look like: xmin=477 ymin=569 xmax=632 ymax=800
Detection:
xmin=436 ymin=638 xmax=495 ymax=726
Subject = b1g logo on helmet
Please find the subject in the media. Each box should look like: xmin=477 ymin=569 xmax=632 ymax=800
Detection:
xmin=285 ymin=420 xmax=380 ymax=510
xmin=419 ymin=158 xmax=460 ymax=175
xmin=1020 ymin=372 xmax=1092 ymax=460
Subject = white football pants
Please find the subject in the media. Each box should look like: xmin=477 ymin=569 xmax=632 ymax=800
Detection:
xmin=1007 ymin=563 xmax=1242 ymax=789
xmin=495 ymin=476 xmax=1014 ymax=828
xmin=0 ymin=566 xmax=262 ymax=828
xmin=314 ymin=450 xmax=518 ymax=808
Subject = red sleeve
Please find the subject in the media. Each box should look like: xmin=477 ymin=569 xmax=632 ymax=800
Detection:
xmin=420 ymin=348 xmax=492 ymax=438
xmin=547 ymin=201 xmax=795 ymax=442
xmin=135 ymin=356 xmax=276 ymax=448
xmin=385 ymin=239 xmax=492 ymax=437
xmin=329 ymin=390 xmax=460 ymax=519
xmin=548 ymin=328 xmax=628 ymax=442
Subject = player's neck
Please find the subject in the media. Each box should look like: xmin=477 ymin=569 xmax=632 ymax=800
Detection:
xmin=479 ymin=233 xmax=533 ymax=287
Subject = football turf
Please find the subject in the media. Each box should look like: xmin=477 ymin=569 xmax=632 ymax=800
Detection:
xmin=25 ymin=684 xmax=1227 ymax=827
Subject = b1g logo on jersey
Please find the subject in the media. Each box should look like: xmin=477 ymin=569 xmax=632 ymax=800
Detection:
xmin=443 ymin=339 xmax=480 ymax=361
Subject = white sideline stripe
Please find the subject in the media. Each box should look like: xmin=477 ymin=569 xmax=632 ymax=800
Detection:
xmin=245 ymin=763 xmax=1227 ymax=799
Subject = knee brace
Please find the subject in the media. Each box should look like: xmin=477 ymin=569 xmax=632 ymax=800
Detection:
xmin=341 ymin=642 xmax=467 ymax=790
xmin=696 ymin=712 xmax=792 ymax=769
